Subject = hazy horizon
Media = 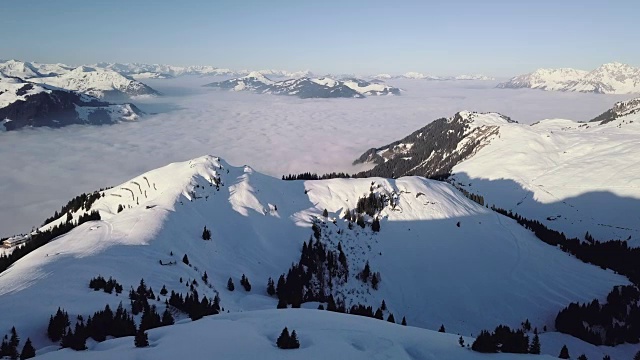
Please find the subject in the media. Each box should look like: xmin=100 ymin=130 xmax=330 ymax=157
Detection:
xmin=3 ymin=0 xmax=640 ymax=77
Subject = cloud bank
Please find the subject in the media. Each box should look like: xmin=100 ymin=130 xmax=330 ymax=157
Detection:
xmin=0 ymin=77 xmax=632 ymax=236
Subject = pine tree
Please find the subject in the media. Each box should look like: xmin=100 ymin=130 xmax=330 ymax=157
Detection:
xmin=371 ymin=272 xmax=379 ymax=290
xmin=276 ymin=327 xmax=290 ymax=349
xmin=134 ymin=328 xmax=149 ymax=348
xmin=374 ymin=308 xmax=384 ymax=320
xmin=182 ymin=254 xmax=189 ymax=265
xmin=1 ymin=338 xmax=10 ymax=359
xmin=160 ymin=285 xmax=168 ymax=296
xmin=289 ymin=330 xmax=300 ymax=349
xmin=201 ymin=226 xmax=211 ymax=240
xmin=529 ymin=333 xmax=541 ymax=354
xmin=322 ymin=209 xmax=328 ymax=217
xmin=471 ymin=330 xmax=497 ymax=353
xmin=459 ymin=336 xmax=465 ymax=347
xmin=387 ymin=313 xmax=395 ymax=323
xmin=161 ymin=308 xmax=175 ymax=326
xmin=559 ymin=345 xmax=570 ymax=359
xmin=372 ymin=217 xmax=380 ymax=232
xmin=227 ymin=277 xmax=235 ymax=291
xmin=603 ymin=356 xmax=611 ymax=360
xmin=19 ymin=338 xmax=35 ymax=359
xmin=438 ymin=324 xmax=445 ymax=333
xmin=634 ymin=350 xmax=640 ymax=360
xmin=202 ymin=272 xmax=208 ymax=284
xmin=577 ymin=355 xmax=588 ymax=360
xmin=240 ymin=274 xmax=251 ymax=291
xmin=401 ymin=316 xmax=407 ymax=326
xmin=267 ymin=277 xmax=276 ymax=296
xmin=10 ymin=326 xmax=19 ymax=350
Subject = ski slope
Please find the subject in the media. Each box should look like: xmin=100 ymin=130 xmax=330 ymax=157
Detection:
xmin=0 ymin=156 xmax=627 ymax=357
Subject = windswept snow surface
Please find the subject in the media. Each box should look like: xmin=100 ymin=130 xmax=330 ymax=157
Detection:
xmin=0 ymin=156 xmax=627 ymax=356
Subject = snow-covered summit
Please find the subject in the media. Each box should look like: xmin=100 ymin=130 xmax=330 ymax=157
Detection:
xmin=0 ymin=154 xmax=627 ymax=357
xmin=0 ymin=60 xmax=42 ymax=78
xmin=0 ymin=74 xmax=142 ymax=130
xmin=498 ymin=62 xmax=640 ymax=94
xmin=28 ymin=66 xmax=159 ymax=100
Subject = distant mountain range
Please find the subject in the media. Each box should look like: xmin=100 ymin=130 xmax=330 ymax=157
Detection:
xmin=204 ymin=72 xmax=401 ymax=99
xmin=497 ymin=62 xmax=640 ymax=94
xmin=0 ymin=60 xmax=159 ymax=100
xmin=92 ymin=62 xmax=313 ymax=79
xmin=372 ymin=73 xmax=495 ymax=81
xmin=0 ymin=73 xmax=142 ymax=131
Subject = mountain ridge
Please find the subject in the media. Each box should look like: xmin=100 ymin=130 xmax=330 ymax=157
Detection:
xmin=497 ymin=62 xmax=640 ymax=94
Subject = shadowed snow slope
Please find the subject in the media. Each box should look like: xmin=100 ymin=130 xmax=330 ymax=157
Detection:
xmin=0 ymin=156 xmax=627 ymax=356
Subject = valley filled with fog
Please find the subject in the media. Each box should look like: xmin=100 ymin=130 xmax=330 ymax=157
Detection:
xmin=0 ymin=77 xmax=631 ymax=237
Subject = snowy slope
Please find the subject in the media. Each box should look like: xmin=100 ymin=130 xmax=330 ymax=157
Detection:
xmin=498 ymin=62 xmax=640 ymax=94
xmin=28 ymin=66 xmax=159 ymax=100
xmin=0 ymin=156 xmax=627 ymax=355
xmin=0 ymin=74 xmax=142 ymax=130
xmin=355 ymin=107 xmax=640 ymax=244
xmin=34 ymin=309 xmax=573 ymax=360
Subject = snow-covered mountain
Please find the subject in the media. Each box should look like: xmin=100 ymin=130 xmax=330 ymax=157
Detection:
xmin=354 ymin=105 xmax=640 ymax=243
xmin=204 ymin=73 xmax=401 ymax=98
xmin=0 ymin=74 xmax=142 ymax=130
xmin=498 ymin=62 xmax=640 ymax=94
xmin=0 ymin=155 xmax=628 ymax=358
xmin=590 ymin=96 xmax=640 ymax=124
xmin=372 ymin=72 xmax=495 ymax=81
xmin=91 ymin=62 xmax=312 ymax=79
xmin=28 ymin=66 xmax=159 ymax=100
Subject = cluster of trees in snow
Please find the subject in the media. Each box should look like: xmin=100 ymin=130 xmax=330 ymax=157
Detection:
xmin=0 ymin=326 xmax=35 ymax=359
xmin=0 ymin=210 xmax=100 ymax=273
xmin=89 ymin=275 xmax=123 ymax=294
xmin=48 ymin=303 xmax=138 ymax=351
xmin=272 ymin=234 xmax=350 ymax=308
xmin=282 ymin=172 xmax=352 ymax=181
xmin=491 ymin=206 xmax=640 ymax=285
xmin=276 ymin=327 xmax=300 ymax=349
xmin=44 ymin=275 xmax=222 ymax=352
xmin=555 ymin=285 xmax=640 ymax=345
xmin=471 ymin=324 xmax=540 ymax=355
xmin=41 ymin=190 xmax=106 ymax=226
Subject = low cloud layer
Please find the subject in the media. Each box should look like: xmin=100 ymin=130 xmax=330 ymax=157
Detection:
xmin=0 ymin=77 xmax=631 ymax=236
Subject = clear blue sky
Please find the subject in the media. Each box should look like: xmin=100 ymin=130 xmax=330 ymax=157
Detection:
xmin=2 ymin=0 xmax=638 ymax=76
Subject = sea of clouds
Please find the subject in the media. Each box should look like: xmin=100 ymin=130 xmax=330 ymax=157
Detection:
xmin=0 ymin=76 xmax=632 ymax=236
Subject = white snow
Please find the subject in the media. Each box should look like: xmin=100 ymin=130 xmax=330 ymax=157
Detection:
xmin=499 ymin=62 xmax=640 ymax=94
xmin=450 ymin=110 xmax=640 ymax=243
xmin=35 ymin=309 xmax=572 ymax=360
xmin=28 ymin=66 xmax=156 ymax=99
xmin=0 ymin=75 xmax=50 ymax=108
xmin=0 ymin=155 xmax=627 ymax=356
